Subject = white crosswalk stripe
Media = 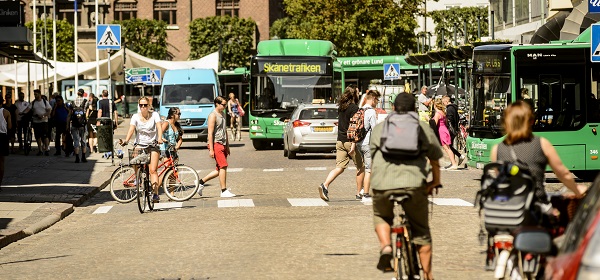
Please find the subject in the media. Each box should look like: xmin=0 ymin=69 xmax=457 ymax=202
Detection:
xmin=305 ymin=167 xmax=327 ymax=171
xmin=429 ymin=198 xmax=473 ymax=207
xmin=287 ymin=198 xmax=329 ymax=207
xmin=91 ymin=197 xmax=473 ymax=214
xmin=263 ymin=168 xmax=284 ymax=172
xmin=93 ymin=206 xmax=113 ymax=214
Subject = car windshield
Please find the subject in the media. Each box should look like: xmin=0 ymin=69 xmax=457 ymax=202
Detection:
xmin=162 ymin=84 xmax=215 ymax=105
xmin=299 ymin=108 xmax=338 ymax=120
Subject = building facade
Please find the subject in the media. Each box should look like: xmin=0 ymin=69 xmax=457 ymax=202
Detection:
xmin=22 ymin=0 xmax=285 ymax=62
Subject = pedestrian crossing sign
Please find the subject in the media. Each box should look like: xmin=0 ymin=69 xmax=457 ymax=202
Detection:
xmin=383 ymin=63 xmax=400 ymax=80
xmin=96 ymin=24 xmax=121 ymax=50
xmin=592 ymin=24 xmax=600 ymax=62
xmin=148 ymin=69 xmax=161 ymax=85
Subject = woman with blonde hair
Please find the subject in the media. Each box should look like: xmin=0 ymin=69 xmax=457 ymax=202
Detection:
xmin=432 ymin=98 xmax=458 ymax=169
xmin=490 ymin=101 xmax=586 ymax=202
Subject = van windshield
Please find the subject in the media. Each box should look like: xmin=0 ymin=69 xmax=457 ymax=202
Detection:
xmin=162 ymin=84 xmax=215 ymax=105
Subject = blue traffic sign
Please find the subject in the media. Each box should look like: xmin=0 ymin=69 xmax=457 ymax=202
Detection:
xmin=147 ymin=69 xmax=161 ymax=85
xmin=592 ymin=24 xmax=600 ymax=62
xmin=383 ymin=63 xmax=400 ymax=80
xmin=591 ymin=0 xmax=600 ymax=14
xmin=126 ymin=74 xmax=150 ymax=84
xmin=96 ymin=24 xmax=121 ymax=50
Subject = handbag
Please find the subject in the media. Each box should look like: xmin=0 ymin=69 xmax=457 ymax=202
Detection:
xmin=237 ymin=101 xmax=245 ymax=117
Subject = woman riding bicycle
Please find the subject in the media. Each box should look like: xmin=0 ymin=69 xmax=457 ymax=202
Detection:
xmin=160 ymin=107 xmax=183 ymax=158
xmin=490 ymin=101 xmax=587 ymax=207
xmin=120 ymin=97 xmax=164 ymax=203
xmin=227 ymin=92 xmax=242 ymax=141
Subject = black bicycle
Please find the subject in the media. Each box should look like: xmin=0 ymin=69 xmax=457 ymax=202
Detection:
xmin=389 ymin=185 xmax=442 ymax=280
xmin=23 ymin=119 xmax=33 ymax=156
xmin=128 ymin=145 xmax=154 ymax=214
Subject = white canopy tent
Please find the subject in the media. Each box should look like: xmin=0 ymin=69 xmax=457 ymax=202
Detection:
xmin=0 ymin=49 xmax=219 ymax=87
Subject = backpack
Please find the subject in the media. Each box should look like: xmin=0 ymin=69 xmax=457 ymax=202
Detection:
xmin=71 ymin=99 xmax=88 ymax=127
xmin=475 ymin=161 xmax=536 ymax=233
xmin=347 ymin=108 xmax=372 ymax=143
xmin=380 ymin=111 xmax=422 ymax=158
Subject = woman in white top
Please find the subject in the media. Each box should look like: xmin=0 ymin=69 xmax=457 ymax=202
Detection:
xmin=121 ymin=97 xmax=164 ymax=202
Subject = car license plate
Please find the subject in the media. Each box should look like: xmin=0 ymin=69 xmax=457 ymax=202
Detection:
xmin=313 ymin=126 xmax=333 ymax=132
xmin=476 ymin=162 xmax=484 ymax=169
xmin=182 ymin=133 xmax=198 ymax=139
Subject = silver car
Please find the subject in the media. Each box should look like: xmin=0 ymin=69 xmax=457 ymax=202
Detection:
xmin=283 ymin=104 xmax=339 ymax=159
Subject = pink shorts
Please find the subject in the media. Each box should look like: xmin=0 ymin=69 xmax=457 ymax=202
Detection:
xmin=212 ymin=142 xmax=228 ymax=170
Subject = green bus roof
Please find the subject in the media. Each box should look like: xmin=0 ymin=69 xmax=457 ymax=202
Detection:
xmin=256 ymin=39 xmax=336 ymax=57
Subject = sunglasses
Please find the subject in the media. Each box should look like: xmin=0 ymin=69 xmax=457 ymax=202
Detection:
xmin=139 ymin=103 xmax=149 ymax=107
xmin=220 ymin=103 xmax=227 ymax=106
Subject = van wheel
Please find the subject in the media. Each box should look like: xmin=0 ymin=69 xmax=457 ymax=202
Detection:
xmin=573 ymin=171 xmax=599 ymax=182
xmin=252 ymin=140 xmax=265 ymax=150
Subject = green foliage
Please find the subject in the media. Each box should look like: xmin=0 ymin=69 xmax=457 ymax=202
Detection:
xmin=428 ymin=7 xmax=488 ymax=48
xmin=280 ymin=0 xmax=420 ymax=56
xmin=188 ymin=16 xmax=256 ymax=70
xmin=25 ymin=19 xmax=74 ymax=62
xmin=114 ymin=19 xmax=168 ymax=60
xmin=270 ymin=17 xmax=290 ymax=39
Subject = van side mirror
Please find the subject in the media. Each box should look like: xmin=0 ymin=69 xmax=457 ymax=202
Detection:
xmin=514 ymin=229 xmax=552 ymax=254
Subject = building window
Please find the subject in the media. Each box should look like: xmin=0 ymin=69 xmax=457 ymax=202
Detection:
xmin=115 ymin=2 xmax=137 ymax=21
xmin=216 ymin=0 xmax=239 ymax=17
xmin=57 ymin=3 xmax=81 ymax=26
xmin=154 ymin=1 xmax=177 ymax=25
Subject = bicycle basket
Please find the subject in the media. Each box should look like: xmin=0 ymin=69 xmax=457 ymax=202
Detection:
xmin=128 ymin=148 xmax=150 ymax=165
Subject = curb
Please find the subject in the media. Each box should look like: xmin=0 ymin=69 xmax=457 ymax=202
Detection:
xmin=0 ymin=179 xmax=111 ymax=249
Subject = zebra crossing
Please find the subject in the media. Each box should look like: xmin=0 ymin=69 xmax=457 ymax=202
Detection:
xmin=91 ymin=197 xmax=474 ymax=214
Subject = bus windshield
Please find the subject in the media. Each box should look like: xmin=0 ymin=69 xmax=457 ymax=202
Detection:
xmin=161 ymin=84 xmax=215 ymax=105
xmin=471 ymin=74 xmax=511 ymax=132
xmin=251 ymin=75 xmax=333 ymax=111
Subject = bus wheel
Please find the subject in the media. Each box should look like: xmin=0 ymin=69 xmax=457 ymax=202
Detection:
xmin=252 ymin=140 xmax=265 ymax=150
xmin=573 ymin=171 xmax=600 ymax=182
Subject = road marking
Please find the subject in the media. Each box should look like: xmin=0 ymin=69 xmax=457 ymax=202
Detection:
xmin=93 ymin=206 xmax=113 ymax=214
xmin=228 ymin=168 xmax=244 ymax=172
xmin=153 ymin=202 xmax=183 ymax=210
xmin=218 ymin=199 xmax=255 ymax=208
xmin=287 ymin=198 xmax=329 ymax=207
xmin=429 ymin=198 xmax=473 ymax=207
xmin=305 ymin=167 xmax=327 ymax=171
xmin=263 ymin=168 xmax=284 ymax=172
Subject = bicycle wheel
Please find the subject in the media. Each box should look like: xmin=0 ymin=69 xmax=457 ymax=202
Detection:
xmin=395 ymin=233 xmax=416 ymax=280
xmin=110 ymin=166 xmax=138 ymax=203
xmin=163 ymin=164 xmax=200 ymax=201
xmin=136 ymin=168 xmax=148 ymax=213
xmin=24 ymin=129 xmax=32 ymax=155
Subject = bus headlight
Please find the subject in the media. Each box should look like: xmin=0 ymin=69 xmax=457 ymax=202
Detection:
xmin=251 ymin=125 xmax=259 ymax=131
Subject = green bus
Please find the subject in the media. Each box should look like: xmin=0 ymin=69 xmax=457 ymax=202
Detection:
xmin=467 ymin=31 xmax=600 ymax=180
xmin=249 ymin=39 xmax=344 ymax=150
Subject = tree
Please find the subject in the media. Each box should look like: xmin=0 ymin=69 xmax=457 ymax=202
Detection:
xmin=114 ymin=19 xmax=169 ymax=60
xmin=429 ymin=7 xmax=488 ymax=48
xmin=273 ymin=0 xmax=420 ymax=56
xmin=188 ymin=16 xmax=256 ymax=70
xmin=25 ymin=19 xmax=74 ymax=62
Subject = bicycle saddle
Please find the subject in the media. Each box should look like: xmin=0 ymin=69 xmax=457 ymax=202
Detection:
xmin=389 ymin=194 xmax=412 ymax=203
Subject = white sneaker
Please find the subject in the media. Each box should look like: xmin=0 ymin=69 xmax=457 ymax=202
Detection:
xmin=361 ymin=195 xmax=372 ymax=203
xmin=445 ymin=165 xmax=459 ymax=171
xmin=220 ymin=189 xmax=236 ymax=198
xmin=196 ymin=184 xmax=205 ymax=197
xmin=359 ymin=188 xmax=365 ymax=196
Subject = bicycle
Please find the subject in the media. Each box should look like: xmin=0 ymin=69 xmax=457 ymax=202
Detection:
xmin=389 ymin=185 xmax=442 ymax=280
xmin=22 ymin=118 xmax=33 ymax=156
xmin=110 ymin=142 xmax=200 ymax=206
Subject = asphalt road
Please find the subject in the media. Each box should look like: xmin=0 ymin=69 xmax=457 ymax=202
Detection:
xmin=0 ymin=136 xmax=497 ymax=279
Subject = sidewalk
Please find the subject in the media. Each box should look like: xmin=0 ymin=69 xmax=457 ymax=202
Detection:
xmin=0 ymin=121 xmax=129 ymax=249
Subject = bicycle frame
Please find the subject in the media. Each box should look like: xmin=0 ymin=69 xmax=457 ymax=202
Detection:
xmin=390 ymin=196 xmax=421 ymax=280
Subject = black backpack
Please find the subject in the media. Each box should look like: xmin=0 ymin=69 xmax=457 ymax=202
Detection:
xmin=71 ymin=99 xmax=88 ymax=127
xmin=476 ymin=161 xmax=536 ymax=233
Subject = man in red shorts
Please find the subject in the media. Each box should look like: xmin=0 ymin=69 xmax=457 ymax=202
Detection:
xmin=196 ymin=96 xmax=236 ymax=198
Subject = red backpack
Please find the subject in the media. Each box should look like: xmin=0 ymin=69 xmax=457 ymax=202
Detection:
xmin=347 ymin=108 xmax=370 ymax=143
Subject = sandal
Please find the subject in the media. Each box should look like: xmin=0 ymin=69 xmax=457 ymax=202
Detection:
xmin=377 ymin=245 xmax=393 ymax=272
